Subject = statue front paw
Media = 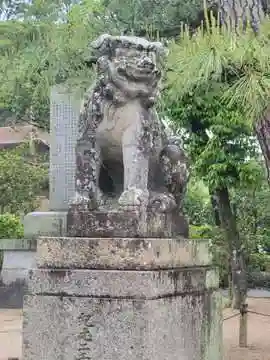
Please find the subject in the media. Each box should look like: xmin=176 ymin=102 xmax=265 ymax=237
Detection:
xmin=149 ymin=193 xmax=177 ymax=213
xmin=70 ymin=191 xmax=102 ymax=210
xmin=69 ymin=192 xmax=92 ymax=209
xmin=118 ymin=187 xmax=149 ymax=209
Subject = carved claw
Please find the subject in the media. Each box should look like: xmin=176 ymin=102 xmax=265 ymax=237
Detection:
xmin=71 ymin=189 xmax=105 ymax=211
xmin=149 ymin=193 xmax=177 ymax=213
xmin=70 ymin=192 xmax=93 ymax=210
xmin=118 ymin=188 xmax=149 ymax=208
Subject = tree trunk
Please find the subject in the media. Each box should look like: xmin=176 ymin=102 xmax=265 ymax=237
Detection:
xmin=218 ymin=0 xmax=270 ymax=182
xmin=219 ymin=0 xmax=264 ymax=33
xmin=210 ymin=192 xmax=221 ymax=226
xmin=214 ymin=186 xmax=247 ymax=309
xmin=255 ymin=108 xmax=270 ymax=185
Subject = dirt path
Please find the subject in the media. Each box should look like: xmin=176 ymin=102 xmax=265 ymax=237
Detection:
xmin=223 ymin=298 xmax=270 ymax=360
xmin=0 ymin=309 xmax=22 ymax=360
xmin=0 ymin=297 xmax=270 ymax=360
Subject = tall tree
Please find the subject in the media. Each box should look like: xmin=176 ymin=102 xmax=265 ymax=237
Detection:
xmin=218 ymin=0 xmax=265 ymax=33
xmin=102 ymin=0 xmax=205 ymax=37
xmin=164 ymin=77 xmax=260 ymax=308
xmin=167 ymin=17 xmax=270 ymax=307
xmin=216 ymin=0 xmax=270 ymax=185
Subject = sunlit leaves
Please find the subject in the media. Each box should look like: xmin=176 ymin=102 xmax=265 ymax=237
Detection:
xmin=167 ymin=16 xmax=270 ymax=123
xmin=0 ymin=1 xmax=102 ymax=127
xmin=164 ymin=80 xmax=258 ymax=193
xmin=0 ymin=144 xmax=47 ymax=214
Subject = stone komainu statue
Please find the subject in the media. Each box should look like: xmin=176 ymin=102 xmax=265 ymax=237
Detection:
xmin=74 ymin=34 xmax=189 ymax=213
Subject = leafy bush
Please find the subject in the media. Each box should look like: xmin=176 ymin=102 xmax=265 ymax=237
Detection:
xmin=190 ymin=224 xmax=270 ymax=287
xmin=248 ymin=253 xmax=270 ymax=272
xmin=0 ymin=213 xmax=24 ymax=239
xmin=189 ymin=224 xmax=213 ymax=239
xmin=247 ymin=272 xmax=270 ymax=289
xmin=184 ymin=181 xmax=214 ymax=226
xmin=258 ymin=229 xmax=270 ymax=253
xmin=0 ymin=144 xmax=48 ymax=214
xmin=190 ymin=224 xmax=229 ymax=285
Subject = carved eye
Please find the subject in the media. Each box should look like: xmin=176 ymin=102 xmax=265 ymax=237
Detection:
xmin=118 ymin=68 xmax=126 ymax=76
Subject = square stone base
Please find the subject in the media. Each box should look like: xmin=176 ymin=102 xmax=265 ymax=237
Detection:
xmin=67 ymin=208 xmax=189 ymax=238
xmin=23 ymin=211 xmax=68 ymax=239
xmin=23 ymin=268 xmax=222 ymax=360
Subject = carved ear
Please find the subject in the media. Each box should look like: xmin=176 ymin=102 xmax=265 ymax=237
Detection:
xmin=91 ymin=34 xmax=112 ymax=50
xmin=90 ymin=34 xmax=114 ymax=60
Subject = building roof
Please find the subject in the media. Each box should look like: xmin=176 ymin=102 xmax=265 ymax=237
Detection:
xmin=0 ymin=125 xmax=49 ymax=147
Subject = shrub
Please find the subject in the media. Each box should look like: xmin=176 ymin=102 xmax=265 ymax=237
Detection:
xmin=189 ymin=224 xmax=213 ymax=239
xmin=248 ymin=253 xmax=270 ymax=272
xmin=247 ymin=272 xmax=270 ymax=289
xmin=190 ymin=224 xmax=270 ymax=287
xmin=0 ymin=144 xmax=48 ymax=214
xmin=190 ymin=224 xmax=229 ymax=285
xmin=0 ymin=213 xmax=24 ymax=239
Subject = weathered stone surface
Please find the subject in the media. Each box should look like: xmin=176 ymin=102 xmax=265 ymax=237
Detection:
xmin=0 ymin=279 xmax=26 ymax=308
xmin=23 ymin=211 xmax=68 ymax=239
xmin=23 ymin=290 xmax=222 ymax=360
xmin=27 ymin=268 xmax=219 ymax=297
xmin=36 ymin=236 xmax=211 ymax=269
xmin=0 ymin=238 xmax=36 ymax=251
xmin=72 ymin=34 xmax=189 ymax=214
xmin=50 ymin=85 xmax=80 ymax=211
xmin=1 ymin=251 xmax=36 ymax=285
xmin=21 ymin=34 xmax=223 ymax=360
xmin=0 ymin=250 xmax=36 ymax=308
xmin=23 ymin=236 xmax=222 ymax=360
xmin=67 ymin=207 xmax=188 ymax=238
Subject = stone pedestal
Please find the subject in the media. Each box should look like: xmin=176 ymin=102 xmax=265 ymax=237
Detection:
xmin=23 ymin=236 xmax=223 ymax=360
xmin=24 ymin=211 xmax=68 ymax=239
xmin=0 ymin=239 xmax=36 ymax=308
xmin=67 ymin=208 xmax=189 ymax=238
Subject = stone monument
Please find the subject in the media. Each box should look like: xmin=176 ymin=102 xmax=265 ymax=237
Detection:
xmin=23 ymin=85 xmax=80 ymax=239
xmin=68 ymin=34 xmax=189 ymax=238
xmin=22 ymin=35 xmax=223 ymax=360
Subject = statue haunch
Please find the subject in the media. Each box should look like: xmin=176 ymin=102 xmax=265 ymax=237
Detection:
xmin=73 ymin=34 xmax=189 ymax=213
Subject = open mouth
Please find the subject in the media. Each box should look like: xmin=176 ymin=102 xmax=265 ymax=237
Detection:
xmin=118 ymin=64 xmax=156 ymax=75
xmin=116 ymin=63 xmax=160 ymax=83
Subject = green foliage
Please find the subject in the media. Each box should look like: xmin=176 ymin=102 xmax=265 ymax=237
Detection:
xmin=209 ymin=228 xmax=230 ymax=282
xmin=190 ymin=224 xmax=230 ymax=282
xmin=248 ymin=253 xmax=270 ymax=271
xmin=164 ymin=8 xmax=270 ymax=290
xmin=167 ymin=16 xmax=270 ymax=124
xmin=102 ymin=0 xmax=205 ymax=37
xmin=164 ymin=35 xmax=264 ymax=283
xmin=165 ymin=83 xmax=258 ymax=191
xmin=183 ymin=179 xmax=214 ymax=225
xmin=0 ymin=1 xmax=109 ymax=128
xmin=0 ymin=21 xmax=54 ymax=127
xmin=0 ymin=213 xmax=24 ymax=239
xmin=231 ymin=177 xmax=270 ymax=253
xmin=0 ymin=0 xmax=216 ymax=128
xmin=0 ymin=143 xmax=48 ymax=214
xmin=247 ymin=271 xmax=270 ymax=289
xmin=187 ymin=167 xmax=270 ymax=284
xmin=0 ymin=213 xmax=23 ymax=270
xmin=189 ymin=224 xmax=213 ymax=239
